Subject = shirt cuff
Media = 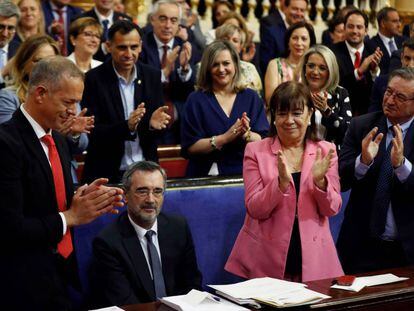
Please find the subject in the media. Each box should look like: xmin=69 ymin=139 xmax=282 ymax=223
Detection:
xmin=355 ymin=154 xmax=372 ymax=179
xmin=161 ymin=70 xmax=168 ymax=83
xmin=59 ymin=212 xmax=67 ymax=235
xmin=177 ymin=66 xmax=192 ymax=82
xmin=370 ymin=67 xmax=380 ymax=80
xmin=394 ymin=158 xmax=412 ymax=183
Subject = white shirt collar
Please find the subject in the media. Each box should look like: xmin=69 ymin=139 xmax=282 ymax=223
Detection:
xmin=112 ymin=61 xmax=137 ymax=84
xmin=153 ymin=33 xmax=174 ymax=50
xmin=128 ymin=214 xmax=158 ymax=240
xmin=20 ymin=104 xmax=51 ymax=139
xmin=386 ymin=116 xmax=414 ymax=131
xmin=345 ymin=40 xmax=364 ymax=56
xmin=50 ymin=1 xmax=67 ymax=12
xmin=94 ymin=7 xmax=114 ymax=23
xmin=0 ymin=43 xmax=9 ymax=54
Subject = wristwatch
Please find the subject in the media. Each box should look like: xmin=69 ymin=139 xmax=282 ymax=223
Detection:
xmin=210 ymin=136 xmax=218 ymax=150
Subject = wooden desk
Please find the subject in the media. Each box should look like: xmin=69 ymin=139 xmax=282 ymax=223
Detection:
xmin=121 ymin=266 xmax=414 ymax=310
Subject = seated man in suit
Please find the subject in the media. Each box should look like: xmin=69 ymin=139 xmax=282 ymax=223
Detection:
xmin=0 ymin=56 xmax=124 ymax=310
xmin=81 ymin=20 xmax=170 ymax=183
xmin=369 ymin=7 xmax=405 ymax=75
xmin=259 ymin=0 xmax=308 ymax=76
xmin=90 ymin=160 xmax=202 ymax=307
xmin=337 ymin=67 xmax=414 ymax=274
xmin=332 ymin=9 xmax=383 ymax=116
xmin=369 ymin=38 xmax=414 ymax=112
xmin=74 ymin=0 xmax=131 ymax=61
xmin=390 ymin=22 xmax=414 ymax=72
xmin=42 ymin=0 xmax=83 ymax=55
xmin=140 ymin=0 xmax=196 ymax=144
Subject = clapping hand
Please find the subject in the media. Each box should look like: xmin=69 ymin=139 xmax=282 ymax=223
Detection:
xmin=312 ymin=148 xmax=335 ymax=190
xmin=150 ymin=106 xmax=171 ymax=130
xmin=311 ymin=92 xmax=328 ymax=113
xmin=225 ymin=118 xmax=244 ymax=141
xmin=390 ymin=124 xmax=404 ymax=168
xmin=128 ymin=103 xmax=146 ymax=131
xmin=179 ymin=41 xmax=192 ymax=70
xmin=277 ymin=150 xmax=291 ymax=192
xmin=361 ymin=127 xmax=383 ymax=165
xmin=58 ymin=108 xmax=94 ymax=136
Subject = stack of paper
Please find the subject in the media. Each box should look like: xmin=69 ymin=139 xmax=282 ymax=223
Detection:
xmin=331 ymin=273 xmax=409 ymax=292
xmin=209 ymin=277 xmax=330 ymax=308
xmin=160 ymin=289 xmax=249 ymax=311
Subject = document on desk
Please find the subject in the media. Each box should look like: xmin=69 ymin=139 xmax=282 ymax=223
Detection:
xmin=331 ymin=273 xmax=409 ymax=292
xmin=209 ymin=277 xmax=330 ymax=308
xmin=89 ymin=307 xmax=123 ymax=311
xmin=160 ymin=289 xmax=249 ymax=311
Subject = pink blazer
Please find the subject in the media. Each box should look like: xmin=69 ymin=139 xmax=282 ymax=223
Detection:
xmin=225 ymin=137 xmax=344 ymax=282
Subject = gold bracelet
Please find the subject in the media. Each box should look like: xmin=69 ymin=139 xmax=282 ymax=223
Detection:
xmin=244 ymin=128 xmax=251 ymax=142
xmin=210 ymin=136 xmax=218 ymax=150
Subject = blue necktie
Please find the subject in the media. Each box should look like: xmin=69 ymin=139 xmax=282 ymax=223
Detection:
xmin=145 ymin=230 xmax=166 ymax=298
xmin=102 ymin=19 xmax=109 ymax=41
xmin=389 ymin=39 xmax=397 ymax=54
xmin=370 ymin=128 xmax=394 ymax=237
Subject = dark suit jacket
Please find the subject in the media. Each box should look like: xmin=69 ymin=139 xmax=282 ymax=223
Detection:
xmin=80 ymin=60 xmax=163 ymax=183
xmin=90 ymin=212 xmax=202 ymax=308
xmin=140 ymin=31 xmax=196 ymax=105
xmin=42 ymin=0 xmax=83 ymax=54
xmin=368 ymin=74 xmax=388 ymax=113
xmin=0 ymin=109 xmax=76 ymax=310
xmin=332 ymin=41 xmax=376 ymax=116
xmin=369 ymin=34 xmax=405 ymax=74
xmin=8 ymin=35 xmax=20 ymax=58
xmin=389 ymin=48 xmax=402 ymax=73
xmin=337 ymin=112 xmax=414 ymax=273
xmin=74 ymin=9 xmax=131 ymax=62
xmin=259 ymin=9 xmax=287 ymax=76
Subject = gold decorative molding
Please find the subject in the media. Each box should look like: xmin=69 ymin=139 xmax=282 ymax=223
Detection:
xmin=70 ymin=0 xmax=145 ymax=19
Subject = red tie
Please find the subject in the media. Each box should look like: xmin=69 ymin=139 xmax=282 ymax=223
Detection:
xmin=55 ymin=8 xmax=67 ymax=56
xmin=41 ymin=134 xmax=73 ymax=258
xmin=354 ymin=51 xmax=361 ymax=69
xmin=161 ymin=45 xmax=168 ymax=69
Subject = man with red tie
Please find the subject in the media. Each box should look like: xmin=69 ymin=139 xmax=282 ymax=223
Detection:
xmin=332 ymin=9 xmax=383 ymax=116
xmin=0 ymin=56 xmax=124 ymax=310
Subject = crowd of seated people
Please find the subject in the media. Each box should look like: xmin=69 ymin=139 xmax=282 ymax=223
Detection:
xmin=1 ymin=0 xmax=414 ymax=309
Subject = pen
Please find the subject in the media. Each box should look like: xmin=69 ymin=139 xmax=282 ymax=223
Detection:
xmin=211 ymin=295 xmax=221 ymax=302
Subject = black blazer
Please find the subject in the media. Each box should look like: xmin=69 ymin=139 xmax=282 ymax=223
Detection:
xmin=369 ymin=34 xmax=405 ymax=74
xmin=0 ymin=109 xmax=76 ymax=310
xmin=337 ymin=112 xmax=414 ymax=273
xmin=80 ymin=60 xmax=163 ymax=183
xmin=140 ymin=31 xmax=196 ymax=104
xmin=90 ymin=212 xmax=202 ymax=308
xmin=331 ymin=41 xmax=376 ymax=116
xmin=259 ymin=9 xmax=287 ymax=76
xmin=368 ymin=74 xmax=388 ymax=113
xmin=75 ymin=9 xmax=132 ymax=62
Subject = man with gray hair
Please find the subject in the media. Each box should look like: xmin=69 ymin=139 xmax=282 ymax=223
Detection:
xmin=338 ymin=67 xmax=414 ymax=274
xmin=0 ymin=1 xmax=20 ymax=68
xmin=0 ymin=56 xmax=124 ymax=310
xmin=90 ymin=160 xmax=201 ymax=308
xmin=140 ymin=0 xmax=196 ymax=144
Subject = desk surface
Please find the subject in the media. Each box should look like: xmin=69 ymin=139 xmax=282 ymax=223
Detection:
xmin=121 ymin=266 xmax=414 ymax=311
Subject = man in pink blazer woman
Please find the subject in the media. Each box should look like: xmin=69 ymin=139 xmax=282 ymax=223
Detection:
xmin=226 ymin=81 xmax=344 ymax=282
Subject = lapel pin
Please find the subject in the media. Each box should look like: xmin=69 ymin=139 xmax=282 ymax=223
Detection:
xmin=137 ymin=79 xmax=141 ymax=85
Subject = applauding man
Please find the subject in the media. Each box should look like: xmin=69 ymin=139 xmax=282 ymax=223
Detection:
xmin=338 ymin=67 xmax=414 ymax=274
xmin=81 ymin=20 xmax=170 ymax=183
xmin=0 ymin=56 xmax=124 ymax=310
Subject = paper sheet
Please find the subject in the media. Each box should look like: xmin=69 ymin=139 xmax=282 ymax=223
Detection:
xmin=331 ymin=273 xmax=409 ymax=292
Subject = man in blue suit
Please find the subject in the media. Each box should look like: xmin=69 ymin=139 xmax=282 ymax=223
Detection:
xmin=42 ymin=0 xmax=83 ymax=55
xmin=369 ymin=7 xmax=405 ymax=75
xmin=140 ymin=0 xmax=196 ymax=144
xmin=259 ymin=0 xmax=308 ymax=76
xmin=369 ymin=38 xmax=414 ymax=113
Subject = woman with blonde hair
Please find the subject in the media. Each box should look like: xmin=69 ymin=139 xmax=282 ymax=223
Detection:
xmin=297 ymin=44 xmax=352 ymax=148
xmin=181 ymin=40 xmax=268 ymax=177
xmin=14 ymin=0 xmax=45 ymax=43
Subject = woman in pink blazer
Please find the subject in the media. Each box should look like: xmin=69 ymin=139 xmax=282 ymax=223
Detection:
xmin=225 ymin=81 xmax=344 ymax=282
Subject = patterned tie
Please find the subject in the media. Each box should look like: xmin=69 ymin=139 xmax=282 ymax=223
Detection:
xmin=370 ymin=128 xmax=394 ymax=237
xmin=354 ymin=51 xmax=361 ymax=69
xmin=41 ymin=134 xmax=73 ymax=258
xmin=55 ymin=8 xmax=67 ymax=56
xmin=145 ymin=230 xmax=166 ymax=298
xmin=102 ymin=19 xmax=109 ymax=42
xmin=389 ymin=39 xmax=397 ymax=54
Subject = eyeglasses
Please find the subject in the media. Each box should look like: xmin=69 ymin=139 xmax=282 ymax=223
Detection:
xmin=80 ymin=31 xmax=101 ymax=39
xmin=134 ymin=187 xmax=164 ymax=198
xmin=384 ymin=87 xmax=414 ymax=103
xmin=306 ymin=62 xmax=328 ymax=73
xmin=0 ymin=24 xmax=16 ymax=33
